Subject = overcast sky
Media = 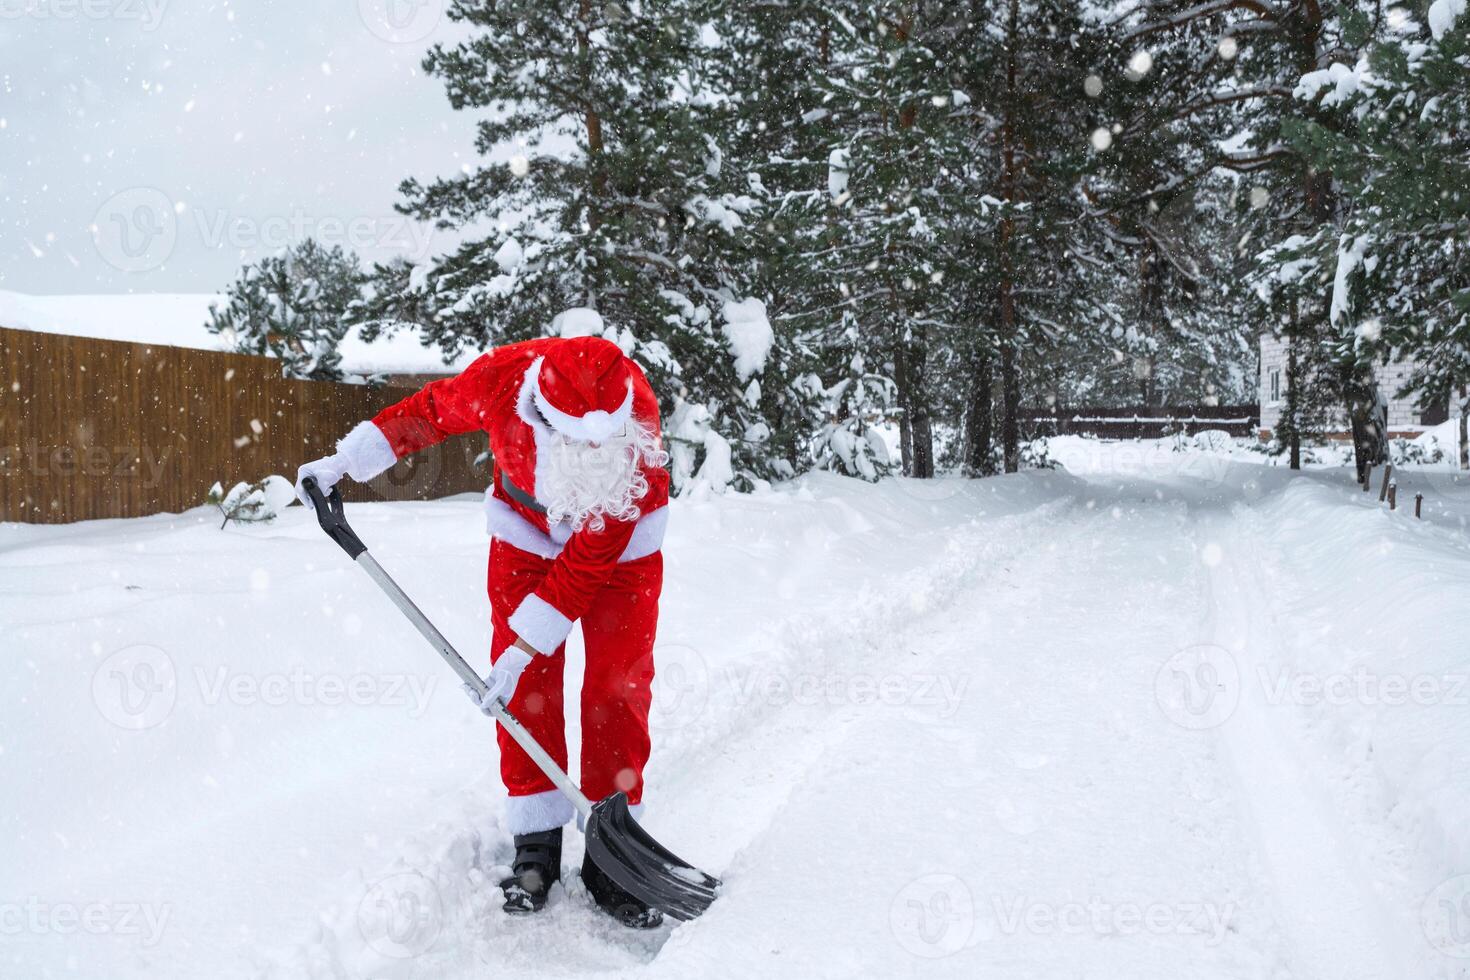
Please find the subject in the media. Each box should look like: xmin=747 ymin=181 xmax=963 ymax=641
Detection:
xmin=1 ymin=0 xmax=485 ymax=295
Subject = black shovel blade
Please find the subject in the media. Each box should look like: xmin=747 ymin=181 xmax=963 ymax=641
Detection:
xmin=583 ymin=792 xmax=721 ymax=922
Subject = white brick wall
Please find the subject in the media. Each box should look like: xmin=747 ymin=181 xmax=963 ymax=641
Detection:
xmin=1257 ymin=335 xmax=1430 ymax=435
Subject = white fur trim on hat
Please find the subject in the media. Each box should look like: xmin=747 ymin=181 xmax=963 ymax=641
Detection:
xmin=508 ymin=592 xmax=574 ymax=655
xmin=505 ymin=788 xmax=575 ymax=835
xmin=337 ymin=421 xmax=398 ymax=482
xmin=529 ymin=355 xmax=635 ymax=443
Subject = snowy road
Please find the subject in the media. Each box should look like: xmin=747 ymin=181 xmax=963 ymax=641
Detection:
xmin=4 ymin=447 xmax=1470 ymax=978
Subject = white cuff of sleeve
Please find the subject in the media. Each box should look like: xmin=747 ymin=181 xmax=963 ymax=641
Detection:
xmin=508 ymin=593 xmax=574 ymax=655
xmin=337 ymin=420 xmax=397 ymax=482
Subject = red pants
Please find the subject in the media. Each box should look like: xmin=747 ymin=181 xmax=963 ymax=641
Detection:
xmin=488 ymin=540 xmax=661 ymax=834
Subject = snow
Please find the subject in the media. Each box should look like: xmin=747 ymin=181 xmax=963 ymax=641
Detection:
xmin=4 ymin=446 xmax=1470 ymax=978
xmin=493 ymin=238 xmax=525 ymax=274
xmin=0 ymin=290 xmax=478 ymax=377
xmin=1294 ymin=60 xmax=1369 ymax=106
xmin=551 ymin=307 xmax=605 ymax=339
xmin=1331 ymin=234 xmax=1371 ymax=326
xmin=688 ymin=429 xmax=734 ymax=494
xmin=1428 ymin=0 xmax=1466 ymax=38
xmin=827 ymin=149 xmax=851 ymax=201
xmin=684 ymin=195 xmax=755 ymax=234
xmin=718 ymin=298 xmax=774 ymax=382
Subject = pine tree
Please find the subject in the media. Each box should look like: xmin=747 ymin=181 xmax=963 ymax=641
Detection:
xmin=354 ymin=0 xmax=809 ymax=489
xmin=207 ymin=239 xmax=364 ymax=382
xmin=1118 ymin=0 xmax=1383 ymax=472
xmin=1285 ymin=2 xmax=1470 ymax=468
xmin=801 ymin=4 xmax=957 ymax=477
xmin=701 ymin=0 xmax=891 ymax=481
xmin=950 ymin=0 xmax=1113 ymax=471
xmin=1080 ymin=20 xmax=1253 ymax=410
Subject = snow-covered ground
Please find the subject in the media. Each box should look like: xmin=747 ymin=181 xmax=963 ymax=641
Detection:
xmin=4 ymin=446 xmax=1470 ymax=978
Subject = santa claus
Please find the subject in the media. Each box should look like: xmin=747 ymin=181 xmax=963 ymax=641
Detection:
xmin=295 ymin=331 xmax=670 ymax=927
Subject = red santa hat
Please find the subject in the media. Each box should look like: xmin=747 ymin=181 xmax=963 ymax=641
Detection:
xmin=531 ymin=337 xmax=635 ymax=443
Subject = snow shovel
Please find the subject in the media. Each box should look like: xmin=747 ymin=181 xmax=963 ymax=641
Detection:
xmin=300 ymin=477 xmax=721 ymax=921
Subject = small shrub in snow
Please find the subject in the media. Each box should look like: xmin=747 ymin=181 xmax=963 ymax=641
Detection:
xmin=987 ymin=438 xmax=1057 ymax=471
xmin=1390 ymin=437 xmax=1445 ymax=466
xmin=1192 ymin=429 xmax=1236 ymax=453
xmin=207 ymin=476 xmax=295 ymax=529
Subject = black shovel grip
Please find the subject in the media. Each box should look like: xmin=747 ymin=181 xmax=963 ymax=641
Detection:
xmin=301 ymin=476 xmax=368 ymax=559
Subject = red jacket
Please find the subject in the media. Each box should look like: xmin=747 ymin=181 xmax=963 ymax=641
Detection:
xmin=369 ymin=338 xmax=668 ymax=653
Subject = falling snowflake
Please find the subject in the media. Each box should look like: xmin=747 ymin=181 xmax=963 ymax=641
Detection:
xmin=1126 ymin=50 xmax=1154 ymax=81
xmin=508 ymin=155 xmax=529 ymax=177
xmin=1090 ymin=127 xmax=1113 ymax=151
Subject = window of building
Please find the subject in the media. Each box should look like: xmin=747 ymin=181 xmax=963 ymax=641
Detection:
xmin=1269 ymin=368 xmax=1281 ymax=403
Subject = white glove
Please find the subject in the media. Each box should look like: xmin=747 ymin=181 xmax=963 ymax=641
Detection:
xmin=295 ymin=421 xmax=400 ymax=508
xmin=465 ymin=647 xmax=535 ymax=714
xmin=295 ymin=453 xmax=351 ymax=507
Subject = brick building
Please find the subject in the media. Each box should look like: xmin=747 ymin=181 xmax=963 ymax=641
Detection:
xmin=1258 ymin=334 xmax=1446 ymax=440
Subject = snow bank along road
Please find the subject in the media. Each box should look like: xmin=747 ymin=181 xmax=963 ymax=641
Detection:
xmin=3 ymin=446 xmax=1469 ymax=979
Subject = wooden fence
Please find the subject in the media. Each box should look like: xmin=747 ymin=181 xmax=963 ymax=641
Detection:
xmin=0 ymin=327 xmax=489 ymax=524
xmin=1020 ymin=404 xmax=1260 ymax=440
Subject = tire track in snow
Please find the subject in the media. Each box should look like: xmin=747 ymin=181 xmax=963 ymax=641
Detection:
xmin=650 ymin=486 xmax=1286 ymax=977
xmin=641 ymin=497 xmax=1083 ymax=878
xmin=1190 ymin=505 xmax=1423 ymax=980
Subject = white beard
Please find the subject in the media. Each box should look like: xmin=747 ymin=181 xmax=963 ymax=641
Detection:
xmin=537 ymin=420 xmax=667 ymax=532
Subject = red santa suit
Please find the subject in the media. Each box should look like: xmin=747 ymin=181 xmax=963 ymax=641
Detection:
xmin=332 ymin=336 xmax=668 ymax=835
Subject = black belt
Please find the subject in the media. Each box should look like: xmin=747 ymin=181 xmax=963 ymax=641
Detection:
xmin=499 ymin=471 xmax=547 ymax=514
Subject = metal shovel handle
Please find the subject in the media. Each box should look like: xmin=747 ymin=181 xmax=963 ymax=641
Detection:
xmin=299 ymin=475 xmax=594 ymax=821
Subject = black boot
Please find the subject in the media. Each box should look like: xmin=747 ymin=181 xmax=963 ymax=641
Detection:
xmin=582 ymin=851 xmax=664 ymax=928
xmin=499 ymin=828 xmax=562 ymax=914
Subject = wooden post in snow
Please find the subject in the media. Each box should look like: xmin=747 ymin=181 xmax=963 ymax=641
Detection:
xmin=1388 ymin=483 xmax=1398 ymax=510
xmin=1379 ymin=463 xmax=1394 ymax=502
xmin=1415 ymin=493 xmax=1424 ymax=519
